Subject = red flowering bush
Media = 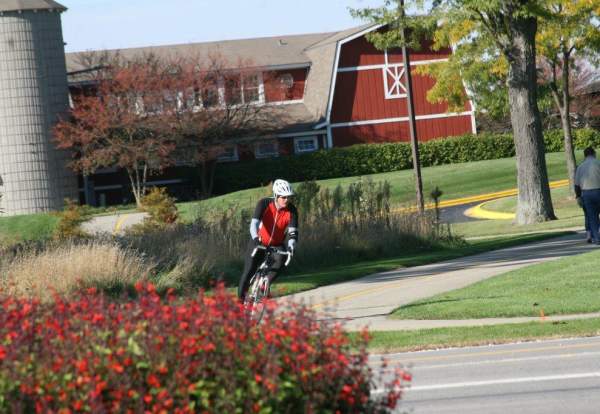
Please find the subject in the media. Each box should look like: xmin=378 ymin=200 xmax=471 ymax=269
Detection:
xmin=0 ymin=283 xmax=409 ymax=413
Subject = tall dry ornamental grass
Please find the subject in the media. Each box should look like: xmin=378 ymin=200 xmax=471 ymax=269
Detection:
xmin=118 ymin=178 xmax=457 ymax=289
xmin=0 ymin=178 xmax=457 ymax=297
xmin=0 ymin=241 xmax=154 ymax=300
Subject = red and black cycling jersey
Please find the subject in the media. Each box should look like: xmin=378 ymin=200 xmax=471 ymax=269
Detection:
xmin=253 ymin=197 xmax=298 ymax=246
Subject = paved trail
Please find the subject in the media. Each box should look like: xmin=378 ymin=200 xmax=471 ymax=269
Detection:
xmin=284 ymin=232 xmax=596 ymax=331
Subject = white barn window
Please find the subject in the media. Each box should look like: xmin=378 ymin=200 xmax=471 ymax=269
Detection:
xmin=383 ymin=64 xmax=407 ymax=99
xmin=294 ymin=136 xmax=318 ymax=154
xmin=217 ymin=145 xmax=239 ymax=162
xmin=255 ymin=140 xmax=279 ymax=158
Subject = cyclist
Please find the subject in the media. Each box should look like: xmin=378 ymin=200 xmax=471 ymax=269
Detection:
xmin=238 ymin=179 xmax=298 ymax=301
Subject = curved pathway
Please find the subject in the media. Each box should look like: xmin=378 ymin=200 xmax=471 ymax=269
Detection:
xmin=82 ymin=211 xmax=147 ymax=235
xmin=284 ymin=231 xmax=596 ymax=331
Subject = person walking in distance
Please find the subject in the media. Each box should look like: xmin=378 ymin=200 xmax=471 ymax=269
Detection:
xmin=575 ymin=147 xmax=600 ymax=244
xmin=238 ymin=179 xmax=298 ymax=301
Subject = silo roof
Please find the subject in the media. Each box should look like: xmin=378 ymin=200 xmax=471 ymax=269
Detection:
xmin=0 ymin=0 xmax=66 ymax=12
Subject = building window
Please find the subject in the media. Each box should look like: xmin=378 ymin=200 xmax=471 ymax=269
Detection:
xmin=224 ymin=74 xmax=243 ymax=105
xmin=383 ymin=64 xmax=407 ymax=99
xmin=180 ymin=87 xmax=202 ymax=111
xmin=294 ymin=136 xmax=318 ymax=154
xmin=225 ymin=73 xmax=263 ymax=105
xmin=201 ymin=74 xmax=221 ymax=108
xmin=243 ymin=74 xmax=261 ymax=103
xmin=255 ymin=140 xmax=279 ymax=158
xmin=217 ymin=145 xmax=239 ymax=162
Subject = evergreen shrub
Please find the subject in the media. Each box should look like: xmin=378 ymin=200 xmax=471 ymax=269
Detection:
xmin=213 ymin=128 xmax=600 ymax=194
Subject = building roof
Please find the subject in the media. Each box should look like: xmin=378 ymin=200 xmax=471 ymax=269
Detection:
xmin=0 ymin=0 xmax=66 ymax=12
xmin=577 ymin=79 xmax=600 ymax=96
xmin=65 ymin=23 xmax=381 ymax=133
xmin=65 ymin=32 xmax=336 ymax=73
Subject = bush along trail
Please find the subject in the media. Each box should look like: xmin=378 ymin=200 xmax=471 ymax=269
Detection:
xmin=0 ymin=283 xmax=410 ymax=412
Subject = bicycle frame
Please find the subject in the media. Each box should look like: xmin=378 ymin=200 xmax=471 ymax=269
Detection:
xmin=244 ymin=245 xmax=292 ymax=323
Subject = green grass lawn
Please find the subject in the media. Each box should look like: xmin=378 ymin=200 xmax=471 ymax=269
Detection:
xmin=0 ymin=213 xmax=59 ymax=246
xmin=179 ymin=151 xmax=581 ymax=222
xmin=390 ymin=248 xmax=600 ymax=320
xmin=272 ymin=232 xmax=571 ymax=296
xmin=364 ymin=318 xmax=600 ymax=353
xmin=0 ymin=151 xmax=581 ymax=244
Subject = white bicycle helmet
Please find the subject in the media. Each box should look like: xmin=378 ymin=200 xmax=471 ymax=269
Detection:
xmin=272 ymin=179 xmax=294 ymax=197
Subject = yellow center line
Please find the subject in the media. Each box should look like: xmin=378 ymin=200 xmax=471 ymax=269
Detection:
xmin=393 ymin=179 xmax=569 ymax=213
xmin=113 ymin=215 xmax=128 ymax=235
xmin=312 ymin=273 xmax=441 ymax=310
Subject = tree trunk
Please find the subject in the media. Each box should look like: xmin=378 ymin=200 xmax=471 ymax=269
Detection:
xmin=560 ymin=108 xmax=576 ymax=197
xmin=560 ymin=52 xmax=576 ymax=198
xmin=127 ymin=168 xmax=142 ymax=208
xmin=127 ymin=165 xmax=148 ymax=208
xmin=199 ymin=159 xmax=216 ymax=199
xmin=506 ymin=16 xmax=556 ymax=224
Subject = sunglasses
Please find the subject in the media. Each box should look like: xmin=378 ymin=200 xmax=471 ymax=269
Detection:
xmin=278 ymin=196 xmax=291 ymax=200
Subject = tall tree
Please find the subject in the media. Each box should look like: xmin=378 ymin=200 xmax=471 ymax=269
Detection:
xmin=55 ymin=53 xmax=273 ymax=203
xmin=351 ymin=2 xmax=433 ymax=212
xmin=170 ymin=55 xmax=271 ymax=197
xmin=537 ymin=0 xmax=600 ymax=196
xmin=354 ymin=0 xmax=556 ymax=224
xmin=54 ymin=53 xmax=180 ymax=207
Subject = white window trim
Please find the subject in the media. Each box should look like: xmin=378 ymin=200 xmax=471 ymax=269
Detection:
xmin=383 ymin=50 xmax=407 ymax=100
xmin=294 ymin=136 xmax=318 ymax=154
xmin=337 ymin=58 xmax=450 ymax=73
xmin=217 ymin=144 xmax=239 ymax=162
xmin=329 ymin=111 xmax=473 ymax=128
xmin=254 ymin=140 xmax=279 ymax=159
xmin=241 ymin=72 xmax=264 ymax=105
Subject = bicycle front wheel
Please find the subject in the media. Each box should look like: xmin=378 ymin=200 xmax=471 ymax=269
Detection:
xmin=245 ymin=276 xmax=269 ymax=324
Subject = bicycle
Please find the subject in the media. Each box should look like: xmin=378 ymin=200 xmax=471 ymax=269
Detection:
xmin=243 ymin=245 xmax=292 ymax=324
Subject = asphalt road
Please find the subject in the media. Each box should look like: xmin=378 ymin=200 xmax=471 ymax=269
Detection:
xmin=439 ymin=201 xmax=483 ymax=223
xmin=371 ymin=336 xmax=600 ymax=413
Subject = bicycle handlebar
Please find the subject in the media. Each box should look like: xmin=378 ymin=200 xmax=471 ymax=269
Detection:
xmin=251 ymin=245 xmax=293 ymax=266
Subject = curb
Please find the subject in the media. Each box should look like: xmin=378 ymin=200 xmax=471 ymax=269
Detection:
xmin=394 ymin=179 xmax=569 ymax=214
xmin=464 ymin=179 xmax=570 ymax=220
xmin=465 ymin=202 xmax=515 ymax=220
xmin=355 ymin=311 xmax=600 ymax=332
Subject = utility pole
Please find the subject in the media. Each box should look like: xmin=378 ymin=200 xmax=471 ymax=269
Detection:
xmin=399 ymin=0 xmax=424 ymax=213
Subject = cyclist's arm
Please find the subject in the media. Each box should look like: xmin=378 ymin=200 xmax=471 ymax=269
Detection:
xmin=287 ymin=204 xmax=299 ymax=242
xmin=250 ymin=198 xmax=270 ymax=240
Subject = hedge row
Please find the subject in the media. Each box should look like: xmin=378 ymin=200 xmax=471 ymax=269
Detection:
xmin=213 ymin=128 xmax=600 ymax=194
xmin=0 ymin=283 xmax=408 ymax=412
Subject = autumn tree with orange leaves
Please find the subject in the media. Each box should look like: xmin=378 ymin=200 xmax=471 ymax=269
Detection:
xmin=54 ymin=53 xmax=181 ymax=207
xmin=55 ymin=52 xmax=272 ymax=205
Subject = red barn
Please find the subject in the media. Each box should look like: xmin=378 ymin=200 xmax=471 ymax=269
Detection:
xmin=65 ymin=23 xmax=475 ymax=204
xmin=326 ymin=26 xmax=475 ymax=147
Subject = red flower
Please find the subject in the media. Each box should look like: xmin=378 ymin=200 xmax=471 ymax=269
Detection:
xmin=0 ymin=346 xmax=6 ymax=361
xmin=147 ymin=374 xmax=161 ymax=388
xmin=91 ymin=313 xmax=104 ymax=324
xmin=111 ymin=363 xmax=125 ymax=374
xmin=75 ymin=359 xmax=88 ymax=373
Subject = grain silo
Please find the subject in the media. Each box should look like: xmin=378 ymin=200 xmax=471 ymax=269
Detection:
xmin=0 ymin=0 xmax=77 ymax=215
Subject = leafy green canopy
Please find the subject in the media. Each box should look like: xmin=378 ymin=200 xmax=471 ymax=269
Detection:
xmin=351 ymin=0 xmax=600 ymax=119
